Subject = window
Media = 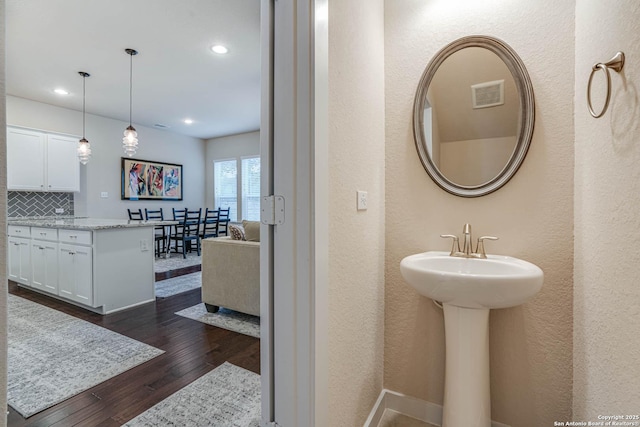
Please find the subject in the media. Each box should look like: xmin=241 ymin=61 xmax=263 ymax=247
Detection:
xmin=242 ymin=156 xmax=261 ymax=221
xmin=213 ymin=156 xmax=261 ymax=222
xmin=214 ymin=159 xmax=238 ymax=221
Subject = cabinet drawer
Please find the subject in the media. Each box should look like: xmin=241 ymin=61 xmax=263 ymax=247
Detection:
xmin=32 ymin=227 xmax=58 ymax=241
xmin=8 ymin=225 xmax=31 ymax=237
xmin=59 ymin=229 xmax=92 ymax=245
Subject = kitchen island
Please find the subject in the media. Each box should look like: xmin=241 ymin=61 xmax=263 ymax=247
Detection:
xmin=7 ymin=217 xmax=174 ymax=314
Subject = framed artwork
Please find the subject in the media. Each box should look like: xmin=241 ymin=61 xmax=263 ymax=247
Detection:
xmin=121 ymin=157 xmax=183 ymax=200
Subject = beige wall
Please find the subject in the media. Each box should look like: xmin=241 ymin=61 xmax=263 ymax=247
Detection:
xmin=440 ymin=136 xmax=517 ymax=187
xmin=384 ymin=1 xmax=574 ymax=426
xmin=574 ymin=0 xmax=640 ymax=416
xmin=328 ymin=0 xmax=386 ymax=425
xmin=0 ymin=1 xmax=8 ymax=423
xmin=430 ymin=47 xmax=519 ymax=142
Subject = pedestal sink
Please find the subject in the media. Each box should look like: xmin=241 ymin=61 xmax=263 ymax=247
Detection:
xmin=400 ymin=251 xmax=543 ymax=427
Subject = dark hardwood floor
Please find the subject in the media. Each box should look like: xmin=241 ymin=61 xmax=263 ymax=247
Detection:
xmin=7 ymin=269 xmax=260 ymax=427
xmin=154 ymin=264 xmax=201 ymax=282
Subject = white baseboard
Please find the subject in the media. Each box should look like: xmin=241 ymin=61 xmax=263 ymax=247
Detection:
xmin=363 ymin=389 xmax=511 ymax=427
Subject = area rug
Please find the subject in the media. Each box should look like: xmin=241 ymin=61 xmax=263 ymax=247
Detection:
xmin=8 ymin=295 xmax=164 ymax=418
xmin=124 ymin=362 xmax=261 ymax=427
xmin=175 ymin=304 xmax=260 ymax=338
xmin=155 ymin=272 xmax=202 ymax=298
xmin=154 ymin=252 xmax=201 ymax=273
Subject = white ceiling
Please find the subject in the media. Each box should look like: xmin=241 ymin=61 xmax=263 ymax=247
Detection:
xmin=6 ymin=0 xmax=261 ymax=140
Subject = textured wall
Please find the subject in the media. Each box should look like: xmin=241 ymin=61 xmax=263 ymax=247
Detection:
xmin=384 ymin=1 xmax=575 ymax=425
xmin=328 ymin=0 xmax=386 ymax=425
xmin=0 ymin=0 xmax=8 ymax=423
xmin=574 ymin=0 xmax=640 ymax=417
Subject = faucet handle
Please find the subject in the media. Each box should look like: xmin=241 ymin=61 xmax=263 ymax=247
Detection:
xmin=476 ymin=236 xmax=499 ymax=258
xmin=440 ymin=234 xmax=461 ymax=256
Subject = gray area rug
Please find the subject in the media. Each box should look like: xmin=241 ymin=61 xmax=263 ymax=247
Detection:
xmin=124 ymin=362 xmax=261 ymax=427
xmin=8 ymin=295 xmax=164 ymax=418
xmin=154 ymin=252 xmax=201 ymax=273
xmin=155 ymin=272 xmax=202 ymax=298
xmin=176 ymin=304 xmax=260 ymax=338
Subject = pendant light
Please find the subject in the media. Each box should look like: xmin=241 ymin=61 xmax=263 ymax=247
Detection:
xmin=123 ymin=48 xmax=139 ymax=156
xmin=77 ymin=71 xmax=92 ymax=165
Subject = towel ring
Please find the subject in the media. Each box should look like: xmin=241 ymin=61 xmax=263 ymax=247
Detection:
xmin=587 ymin=52 xmax=625 ymax=118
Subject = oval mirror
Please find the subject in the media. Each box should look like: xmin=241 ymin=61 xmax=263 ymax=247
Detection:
xmin=413 ymin=35 xmax=535 ymax=197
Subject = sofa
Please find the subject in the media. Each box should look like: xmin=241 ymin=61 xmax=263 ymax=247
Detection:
xmin=201 ymin=236 xmax=260 ymax=317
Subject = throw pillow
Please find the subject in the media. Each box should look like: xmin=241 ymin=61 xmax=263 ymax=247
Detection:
xmin=229 ymin=224 xmax=245 ymax=241
xmin=242 ymin=220 xmax=261 ymax=242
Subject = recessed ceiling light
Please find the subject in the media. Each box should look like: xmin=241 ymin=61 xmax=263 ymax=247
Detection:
xmin=183 ymin=119 xmax=194 ymax=125
xmin=54 ymin=88 xmax=69 ymax=95
xmin=211 ymin=45 xmax=228 ymax=54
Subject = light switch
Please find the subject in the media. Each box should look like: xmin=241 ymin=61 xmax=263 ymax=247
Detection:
xmin=101 ymin=192 xmax=108 ymax=198
xmin=357 ymin=190 xmax=368 ymax=211
xmin=55 ymin=208 xmax=64 ymax=214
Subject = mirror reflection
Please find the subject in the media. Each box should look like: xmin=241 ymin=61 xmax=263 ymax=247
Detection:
xmin=413 ymin=35 xmax=535 ymax=198
xmin=424 ymin=47 xmax=519 ymax=187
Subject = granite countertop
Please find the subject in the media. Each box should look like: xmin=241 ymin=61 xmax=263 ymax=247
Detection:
xmin=8 ymin=217 xmax=178 ymax=230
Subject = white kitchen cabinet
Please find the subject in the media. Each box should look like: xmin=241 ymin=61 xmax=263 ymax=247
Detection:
xmin=31 ymin=241 xmax=59 ymax=294
xmin=8 ymin=220 xmax=157 ymax=314
xmin=58 ymin=243 xmax=93 ymax=305
xmin=6 ymin=127 xmax=46 ymax=191
xmin=46 ymin=134 xmax=80 ymax=191
xmin=30 ymin=228 xmax=59 ymax=295
xmin=8 ymin=236 xmax=31 ymax=285
xmin=7 ymin=127 xmax=80 ymax=192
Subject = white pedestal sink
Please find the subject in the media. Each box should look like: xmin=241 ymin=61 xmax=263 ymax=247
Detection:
xmin=400 ymin=251 xmax=543 ymax=427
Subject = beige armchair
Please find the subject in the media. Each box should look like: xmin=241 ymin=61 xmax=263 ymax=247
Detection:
xmin=201 ymin=236 xmax=260 ymax=317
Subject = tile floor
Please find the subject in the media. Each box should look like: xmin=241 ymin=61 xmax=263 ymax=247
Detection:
xmin=378 ymin=409 xmax=438 ymax=427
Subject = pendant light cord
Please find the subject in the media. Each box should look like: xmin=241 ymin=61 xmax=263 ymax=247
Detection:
xmin=82 ymin=75 xmax=86 ymax=138
xmin=129 ymin=52 xmax=133 ymax=127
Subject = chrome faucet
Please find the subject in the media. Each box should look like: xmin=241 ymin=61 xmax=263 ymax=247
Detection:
xmin=440 ymin=224 xmax=498 ymax=259
xmin=462 ymin=223 xmax=473 ymax=256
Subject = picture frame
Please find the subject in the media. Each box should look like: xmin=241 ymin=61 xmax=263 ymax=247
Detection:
xmin=121 ymin=157 xmax=183 ymax=201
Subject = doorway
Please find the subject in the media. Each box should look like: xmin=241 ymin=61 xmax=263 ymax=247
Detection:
xmin=2 ymin=0 xmax=282 ymax=425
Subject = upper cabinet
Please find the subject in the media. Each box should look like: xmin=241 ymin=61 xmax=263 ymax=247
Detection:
xmin=7 ymin=127 xmax=80 ymax=192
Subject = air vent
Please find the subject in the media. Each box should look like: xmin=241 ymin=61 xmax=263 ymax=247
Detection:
xmin=153 ymin=123 xmax=170 ymax=129
xmin=471 ymin=80 xmax=504 ymax=109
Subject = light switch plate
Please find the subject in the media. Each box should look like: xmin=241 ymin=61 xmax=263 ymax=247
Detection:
xmin=101 ymin=192 xmax=109 ymax=198
xmin=357 ymin=190 xmax=368 ymax=211
xmin=55 ymin=208 xmax=64 ymax=214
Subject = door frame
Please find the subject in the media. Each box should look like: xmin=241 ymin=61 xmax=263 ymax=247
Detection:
xmin=1 ymin=0 xmax=8 ymax=417
xmin=261 ymin=0 xmax=329 ymax=425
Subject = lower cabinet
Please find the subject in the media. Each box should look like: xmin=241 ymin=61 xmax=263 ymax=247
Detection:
xmin=58 ymin=243 xmax=93 ymax=305
xmin=31 ymin=240 xmax=59 ymax=294
xmin=8 ymin=236 xmax=31 ymax=285
xmin=8 ymin=224 xmax=154 ymax=314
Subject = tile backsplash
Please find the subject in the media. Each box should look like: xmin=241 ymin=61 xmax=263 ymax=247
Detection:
xmin=8 ymin=191 xmax=75 ymax=218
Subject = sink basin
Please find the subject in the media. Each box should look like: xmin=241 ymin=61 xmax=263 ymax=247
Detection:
xmin=400 ymin=250 xmax=544 ymax=426
xmin=400 ymin=251 xmax=543 ymax=309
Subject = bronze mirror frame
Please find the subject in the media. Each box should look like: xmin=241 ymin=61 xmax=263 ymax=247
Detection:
xmin=413 ymin=35 xmax=535 ymax=197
